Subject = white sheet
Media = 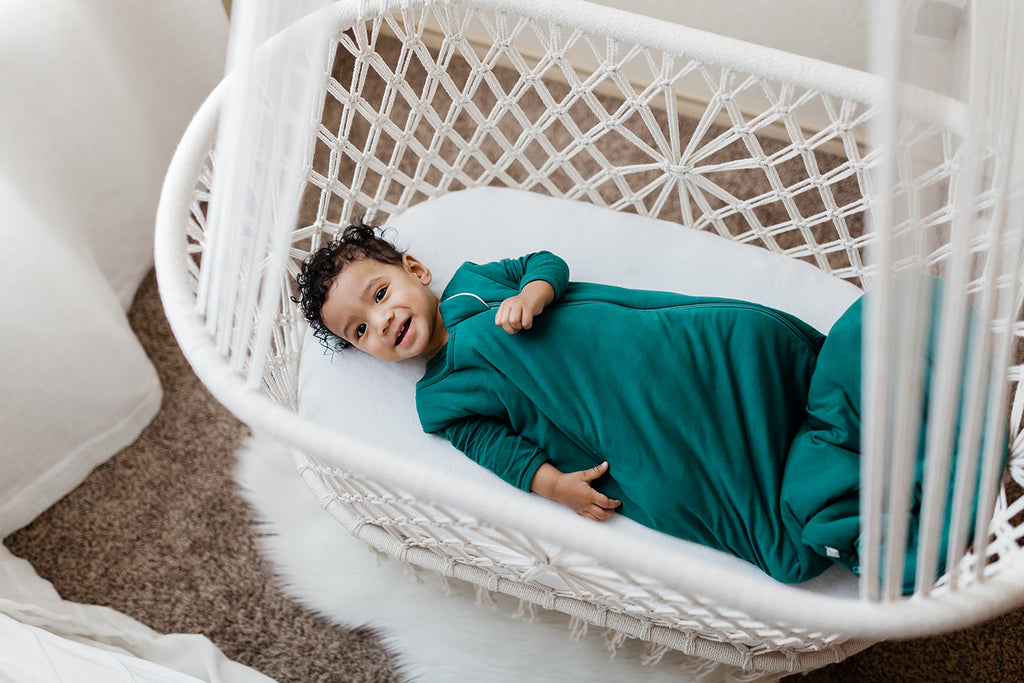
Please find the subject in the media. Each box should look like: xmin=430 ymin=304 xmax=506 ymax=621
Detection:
xmin=298 ymin=187 xmax=864 ymax=595
xmin=0 ymin=545 xmax=276 ymax=683
xmin=0 ymin=183 xmax=161 ymax=537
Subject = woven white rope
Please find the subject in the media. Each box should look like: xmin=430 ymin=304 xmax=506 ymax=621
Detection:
xmin=154 ymin=0 xmax=1024 ymax=668
xmin=859 ymin=0 xmax=1024 ymax=601
xmin=301 ymin=1 xmax=885 ymax=282
xmin=198 ymin=0 xmax=334 ymax=392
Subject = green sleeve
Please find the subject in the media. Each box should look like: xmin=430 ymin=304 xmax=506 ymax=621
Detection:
xmin=441 ymin=417 xmax=549 ymax=492
xmin=491 ymin=252 xmax=570 ymax=301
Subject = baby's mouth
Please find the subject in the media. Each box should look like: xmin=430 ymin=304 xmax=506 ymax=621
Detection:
xmin=395 ymin=319 xmax=410 ymax=346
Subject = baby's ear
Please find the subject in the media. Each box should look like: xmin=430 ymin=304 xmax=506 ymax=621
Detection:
xmin=403 ymin=254 xmax=432 ymax=285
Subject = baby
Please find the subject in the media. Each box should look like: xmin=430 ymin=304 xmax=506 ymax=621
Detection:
xmin=297 ymin=222 xmax=845 ymax=584
xmin=297 ymin=223 xmax=622 ymax=520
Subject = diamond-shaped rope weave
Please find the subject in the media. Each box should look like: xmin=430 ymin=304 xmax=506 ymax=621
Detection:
xmin=298 ymin=5 xmax=884 ymax=282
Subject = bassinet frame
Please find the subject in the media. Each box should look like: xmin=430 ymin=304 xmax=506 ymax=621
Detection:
xmin=155 ymin=0 xmax=1024 ymax=674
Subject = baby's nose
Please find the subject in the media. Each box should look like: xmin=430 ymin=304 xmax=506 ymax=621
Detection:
xmin=375 ymin=308 xmax=394 ymax=333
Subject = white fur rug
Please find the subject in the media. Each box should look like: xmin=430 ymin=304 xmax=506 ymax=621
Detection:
xmin=234 ymin=434 xmax=780 ymax=683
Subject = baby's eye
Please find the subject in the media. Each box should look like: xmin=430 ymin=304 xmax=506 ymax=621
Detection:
xmin=356 ymin=323 xmax=367 ymax=339
xmin=375 ymin=286 xmax=387 ymax=303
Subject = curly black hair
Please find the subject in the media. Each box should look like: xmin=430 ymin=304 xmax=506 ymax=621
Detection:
xmin=294 ymin=222 xmax=405 ymax=352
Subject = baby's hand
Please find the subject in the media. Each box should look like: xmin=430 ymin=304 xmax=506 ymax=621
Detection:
xmin=495 ymin=280 xmax=555 ymax=334
xmin=552 ymin=462 xmax=622 ymax=521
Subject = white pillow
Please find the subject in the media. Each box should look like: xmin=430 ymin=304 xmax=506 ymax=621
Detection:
xmin=0 ymin=184 xmax=161 ymax=538
xmin=297 ymin=187 xmax=864 ymax=590
xmin=0 ymin=0 xmax=227 ymax=536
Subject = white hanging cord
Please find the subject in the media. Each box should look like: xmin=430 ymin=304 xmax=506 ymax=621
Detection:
xmin=883 ymin=269 xmax=932 ymax=599
xmin=965 ymin=0 xmax=1024 ymax=584
xmin=920 ymin=0 xmax=989 ymax=595
xmin=861 ymin=0 xmax=903 ymax=602
xmin=913 ymin=0 xmax=1024 ymax=595
xmin=198 ymin=0 xmax=334 ymax=387
xmin=935 ymin=0 xmax=1024 ymax=591
xmin=913 ymin=0 xmax=989 ymax=595
xmin=867 ymin=0 xmax=1024 ymax=599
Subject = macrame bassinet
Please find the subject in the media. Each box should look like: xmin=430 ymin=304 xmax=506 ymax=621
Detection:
xmin=155 ymin=0 xmax=1024 ymax=676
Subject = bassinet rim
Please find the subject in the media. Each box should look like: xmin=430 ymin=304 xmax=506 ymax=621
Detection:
xmin=154 ymin=57 xmax=1024 ymax=643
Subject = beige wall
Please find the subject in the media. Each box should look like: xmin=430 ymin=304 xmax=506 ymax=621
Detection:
xmin=588 ymin=0 xmax=869 ymax=70
xmin=584 ymin=0 xmax=967 ymax=96
xmin=222 ymin=0 xmax=866 ymax=68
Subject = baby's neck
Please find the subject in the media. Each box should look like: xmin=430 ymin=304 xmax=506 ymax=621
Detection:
xmin=421 ymin=305 xmax=448 ymax=360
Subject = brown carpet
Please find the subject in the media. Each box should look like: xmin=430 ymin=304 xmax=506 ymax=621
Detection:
xmin=5 ymin=269 xmax=1024 ymax=682
xmin=6 ymin=30 xmax=1024 ymax=683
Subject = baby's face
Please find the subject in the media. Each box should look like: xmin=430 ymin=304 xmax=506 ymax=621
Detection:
xmin=321 ymin=255 xmax=448 ymax=362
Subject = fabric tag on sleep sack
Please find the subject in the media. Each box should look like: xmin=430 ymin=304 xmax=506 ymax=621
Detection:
xmin=826 ymin=546 xmax=840 ymax=558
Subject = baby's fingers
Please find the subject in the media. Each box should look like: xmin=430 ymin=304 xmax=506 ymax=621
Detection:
xmin=495 ymin=299 xmax=522 ymax=334
xmin=581 ymin=461 xmax=611 ymax=482
xmin=502 ymin=308 xmax=521 ymax=333
xmin=580 ymin=503 xmax=617 ymax=521
xmin=591 ymin=490 xmax=621 ymax=513
xmin=494 ymin=301 xmax=511 ymax=332
xmin=578 ymin=490 xmax=620 ymax=521
xmin=519 ymin=306 xmax=534 ymax=330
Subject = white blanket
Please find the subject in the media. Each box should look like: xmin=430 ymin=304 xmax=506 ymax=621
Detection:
xmin=0 ymin=546 xmax=275 ymax=683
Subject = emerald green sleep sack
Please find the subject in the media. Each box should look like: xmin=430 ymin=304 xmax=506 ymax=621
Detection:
xmin=416 ymin=251 xmax=833 ymax=583
xmin=416 ymin=253 xmax=1002 ymax=589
